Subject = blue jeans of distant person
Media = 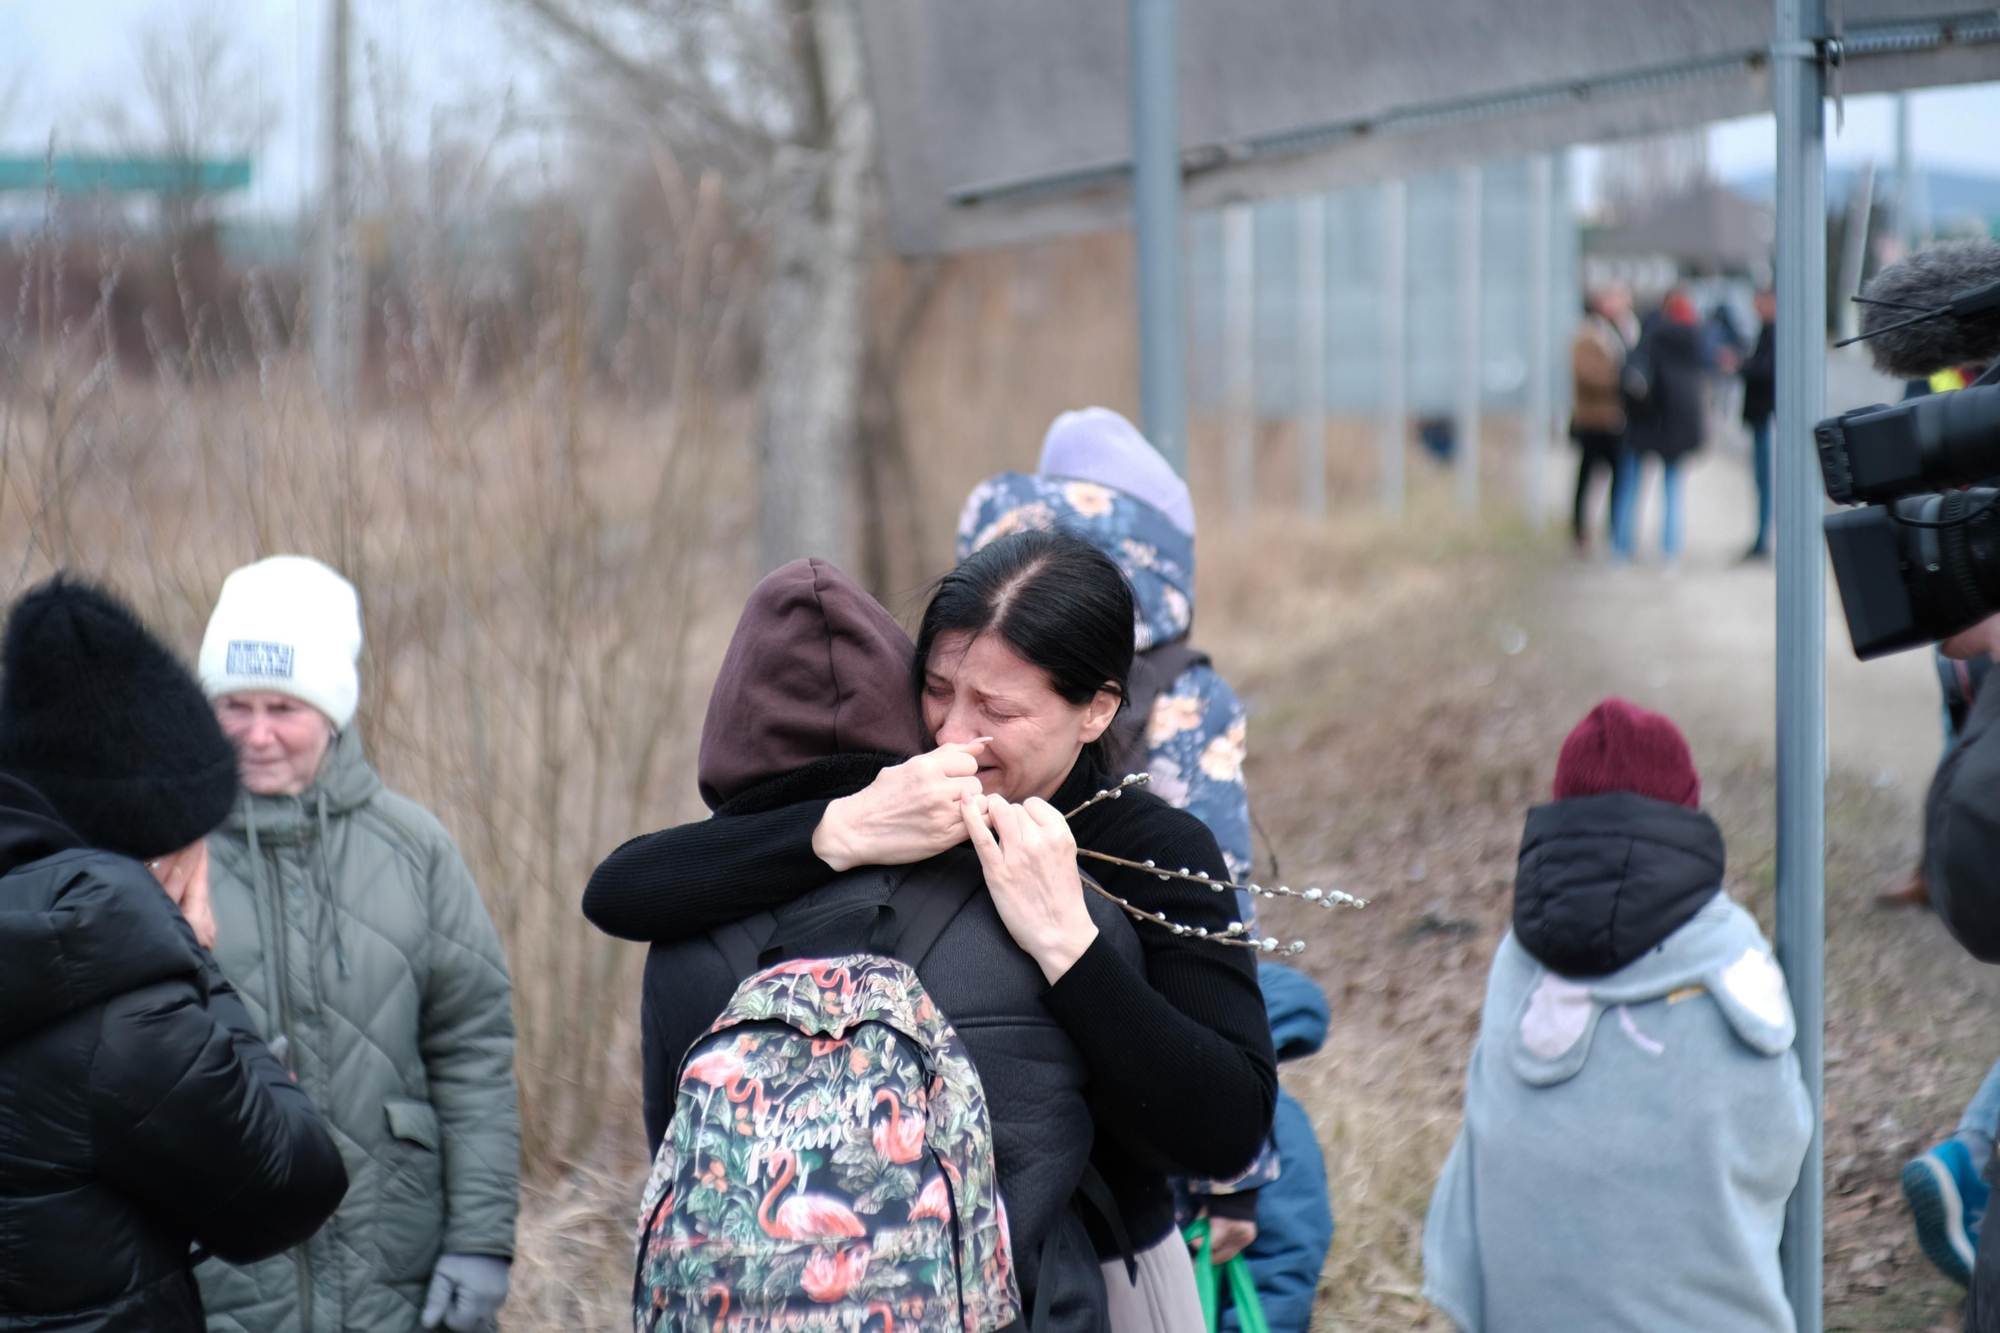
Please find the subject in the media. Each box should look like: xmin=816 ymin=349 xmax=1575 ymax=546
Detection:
xmin=1960 ymin=1059 xmax=2000 ymax=1177
xmin=1751 ymin=419 xmax=1773 ymax=554
xmin=1612 ymin=454 xmax=1684 ymax=560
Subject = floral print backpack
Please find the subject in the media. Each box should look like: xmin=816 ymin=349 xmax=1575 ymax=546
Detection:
xmin=635 ymin=941 xmax=1019 ymax=1333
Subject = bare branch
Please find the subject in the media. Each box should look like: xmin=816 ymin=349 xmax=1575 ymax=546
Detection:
xmin=504 ymin=0 xmax=783 ymax=161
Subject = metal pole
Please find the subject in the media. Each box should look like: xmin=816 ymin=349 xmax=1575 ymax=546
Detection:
xmin=1894 ymin=93 xmax=1915 ymax=256
xmin=1224 ymin=203 xmax=1256 ymax=515
xmin=311 ymin=0 xmax=356 ymax=409
xmin=1774 ymin=0 xmax=1827 ymax=1327
xmin=1297 ymin=193 xmax=1328 ymax=516
xmin=1130 ymin=0 xmax=1185 ymax=472
xmin=1526 ymin=154 xmax=1554 ymax=528
xmin=1455 ymin=165 xmax=1483 ymax=514
xmin=1380 ymin=179 xmax=1408 ymax=517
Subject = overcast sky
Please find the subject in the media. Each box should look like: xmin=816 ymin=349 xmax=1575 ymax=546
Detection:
xmin=1709 ymin=80 xmax=2000 ymax=179
xmin=7 ymin=0 xmax=2000 ymax=223
xmin=2 ymin=0 xmax=548 ymax=219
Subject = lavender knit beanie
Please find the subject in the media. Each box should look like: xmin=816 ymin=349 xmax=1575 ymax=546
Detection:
xmin=1037 ymin=407 xmax=1196 ymax=536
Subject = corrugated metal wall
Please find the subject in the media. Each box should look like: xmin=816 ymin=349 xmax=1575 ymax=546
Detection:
xmin=1187 ymin=156 xmax=1581 ymax=418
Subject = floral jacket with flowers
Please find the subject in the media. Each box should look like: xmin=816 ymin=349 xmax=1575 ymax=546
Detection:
xmin=956 ymin=472 xmax=1251 ymax=880
xmin=956 ymin=472 xmax=1278 ymax=1198
xmin=636 ymin=955 xmax=1019 ymax=1333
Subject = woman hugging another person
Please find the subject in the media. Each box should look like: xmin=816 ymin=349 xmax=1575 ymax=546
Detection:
xmin=588 ymin=528 xmax=1276 ymax=1333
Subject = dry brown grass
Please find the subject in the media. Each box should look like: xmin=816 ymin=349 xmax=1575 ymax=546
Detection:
xmin=0 ymin=197 xmax=762 ymax=1183
xmin=1190 ymin=497 xmax=1557 ymax=1332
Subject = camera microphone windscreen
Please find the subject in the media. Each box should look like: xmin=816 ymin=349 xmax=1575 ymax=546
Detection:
xmin=1860 ymin=239 xmax=2000 ymax=379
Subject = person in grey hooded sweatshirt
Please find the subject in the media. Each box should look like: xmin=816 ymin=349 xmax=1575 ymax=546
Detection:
xmin=1423 ymin=697 xmax=1811 ymax=1333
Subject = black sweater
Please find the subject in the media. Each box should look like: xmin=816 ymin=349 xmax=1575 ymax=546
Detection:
xmin=586 ymin=754 xmax=1277 ymax=1251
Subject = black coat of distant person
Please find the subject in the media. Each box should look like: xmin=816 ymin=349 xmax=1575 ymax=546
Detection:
xmin=0 ymin=775 xmax=348 ymax=1333
xmin=1740 ymin=323 xmax=1776 ymax=427
xmin=1626 ymin=317 xmax=1708 ymax=463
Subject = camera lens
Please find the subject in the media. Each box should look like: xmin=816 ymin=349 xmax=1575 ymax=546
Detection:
xmin=1826 ymin=489 xmax=2000 ymax=658
xmin=1818 ymin=386 xmax=2000 ymax=505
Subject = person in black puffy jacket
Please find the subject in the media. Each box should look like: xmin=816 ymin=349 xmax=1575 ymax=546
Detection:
xmin=0 ymin=577 xmax=348 ymax=1333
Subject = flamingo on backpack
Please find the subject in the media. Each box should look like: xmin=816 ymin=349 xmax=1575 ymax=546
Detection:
xmin=635 ymin=954 xmax=1018 ymax=1333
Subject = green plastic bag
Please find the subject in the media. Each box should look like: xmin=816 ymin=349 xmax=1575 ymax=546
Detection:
xmin=1183 ymin=1218 xmax=1271 ymax=1333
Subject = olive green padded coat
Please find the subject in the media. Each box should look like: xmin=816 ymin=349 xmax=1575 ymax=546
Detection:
xmin=198 ymin=728 xmax=519 ymax=1333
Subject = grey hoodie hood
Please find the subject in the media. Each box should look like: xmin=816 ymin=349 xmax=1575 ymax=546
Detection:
xmin=1504 ymin=892 xmax=1796 ymax=1086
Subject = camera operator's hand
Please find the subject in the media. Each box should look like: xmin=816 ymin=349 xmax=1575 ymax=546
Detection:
xmin=1942 ymin=612 xmax=2000 ymax=661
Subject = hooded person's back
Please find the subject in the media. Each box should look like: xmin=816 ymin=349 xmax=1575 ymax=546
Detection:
xmin=1422 ymin=700 xmax=1810 ymax=1333
xmin=638 ymin=558 xmax=1146 ymax=1333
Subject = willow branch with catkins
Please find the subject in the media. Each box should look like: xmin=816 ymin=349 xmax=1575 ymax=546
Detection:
xmin=1063 ymin=773 xmax=1367 ymax=955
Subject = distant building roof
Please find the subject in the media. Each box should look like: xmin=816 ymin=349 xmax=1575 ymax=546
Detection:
xmin=1589 ymin=180 xmax=1774 ymax=271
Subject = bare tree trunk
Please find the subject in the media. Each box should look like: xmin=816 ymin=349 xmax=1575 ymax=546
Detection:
xmin=755 ymin=0 xmax=875 ymax=573
xmin=312 ymin=0 xmax=359 ymax=410
xmin=856 ymin=258 xmax=940 ymax=596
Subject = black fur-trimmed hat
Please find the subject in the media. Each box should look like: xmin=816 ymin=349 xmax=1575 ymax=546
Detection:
xmin=0 ymin=576 xmax=239 ymax=859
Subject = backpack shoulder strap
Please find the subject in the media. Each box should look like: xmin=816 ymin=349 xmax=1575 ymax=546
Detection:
xmin=1104 ymin=638 xmax=1212 ymax=776
xmin=709 ymin=911 xmax=777 ymax=982
xmin=887 ymin=845 xmax=983 ymax=969
xmin=1076 ymin=1161 xmax=1137 ymax=1285
xmin=708 ymin=848 xmax=982 ymax=980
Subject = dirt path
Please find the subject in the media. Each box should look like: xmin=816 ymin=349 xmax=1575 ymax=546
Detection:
xmin=1557 ymin=351 xmax=1939 ymax=801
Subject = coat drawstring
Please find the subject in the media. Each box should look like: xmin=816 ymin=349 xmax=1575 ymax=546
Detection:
xmin=245 ymin=799 xmax=298 ymax=1064
xmin=315 ymin=787 xmax=350 ymax=979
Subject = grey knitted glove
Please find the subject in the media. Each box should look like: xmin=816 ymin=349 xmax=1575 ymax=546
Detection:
xmin=421 ymin=1253 xmax=511 ymax=1333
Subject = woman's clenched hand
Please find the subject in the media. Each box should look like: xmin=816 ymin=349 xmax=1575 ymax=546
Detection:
xmin=962 ymin=792 xmax=1098 ymax=984
xmin=812 ymin=741 xmax=990 ymax=871
xmin=149 ymin=840 xmax=217 ymax=951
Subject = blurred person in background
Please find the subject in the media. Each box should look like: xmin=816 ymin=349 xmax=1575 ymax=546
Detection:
xmin=1613 ymin=290 xmax=1708 ymax=565
xmin=0 ymin=577 xmax=347 ymax=1333
xmin=1423 ymin=698 xmax=1809 ymax=1333
xmin=1739 ymin=289 xmax=1777 ymax=561
xmin=1569 ymin=288 xmax=1638 ymax=555
xmin=193 ymin=556 xmax=520 ymax=1333
xmin=955 ymin=407 xmax=1289 ymax=1270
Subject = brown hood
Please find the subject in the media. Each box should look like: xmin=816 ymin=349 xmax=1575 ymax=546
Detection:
xmin=697 ymin=559 xmax=929 ymax=809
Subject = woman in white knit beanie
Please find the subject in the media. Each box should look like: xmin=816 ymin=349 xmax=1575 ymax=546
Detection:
xmin=195 ymin=555 xmax=522 ymax=1333
xmin=199 ymin=555 xmax=362 ymax=797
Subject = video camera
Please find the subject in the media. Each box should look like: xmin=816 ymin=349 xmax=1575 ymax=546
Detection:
xmin=1818 ymin=245 xmax=2000 ymax=659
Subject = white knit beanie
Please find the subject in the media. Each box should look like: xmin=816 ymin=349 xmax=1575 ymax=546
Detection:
xmin=198 ymin=556 xmax=363 ymax=729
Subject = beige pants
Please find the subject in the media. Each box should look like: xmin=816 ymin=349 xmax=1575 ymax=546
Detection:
xmin=1102 ymin=1233 xmax=1206 ymax=1333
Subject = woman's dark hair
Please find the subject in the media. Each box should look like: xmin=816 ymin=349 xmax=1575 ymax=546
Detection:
xmin=914 ymin=528 xmax=1135 ymax=769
